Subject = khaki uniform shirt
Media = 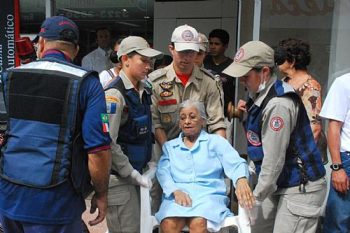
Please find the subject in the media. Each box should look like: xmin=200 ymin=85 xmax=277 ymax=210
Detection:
xmin=105 ymin=70 xmax=148 ymax=184
xmin=149 ymin=63 xmax=226 ymax=140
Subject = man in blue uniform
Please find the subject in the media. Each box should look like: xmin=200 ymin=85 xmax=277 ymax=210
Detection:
xmin=0 ymin=16 xmax=111 ymax=233
xmin=223 ymin=41 xmax=326 ymax=233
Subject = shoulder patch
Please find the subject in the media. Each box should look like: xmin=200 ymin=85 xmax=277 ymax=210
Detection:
xmin=148 ymin=68 xmax=167 ymax=82
xmin=105 ymin=95 xmax=119 ymax=114
xmin=106 ymin=96 xmax=119 ymax=103
xmin=246 ymin=130 xmax=262 ymax=146
xmin=269 ymin=116 xmax=284 ymax=131
xmin=199 ymin=67 xmax=216 ymax=80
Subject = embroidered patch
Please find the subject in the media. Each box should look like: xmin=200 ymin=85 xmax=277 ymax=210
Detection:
xmin=106 ymin=102 xmax=117 ymax=114
xmin=159 ymin=81 xmax=173 ymax=91
xmin=159 ymin=99 xmax=177 ymax=106
xmin=269 ymin=116 xmax=284 ymax=131
xmin=246 ymin=130 xmax=261 ymax=146
xmin=160 ymin=91 xmax=173 ymax=97
xmin=181 ymin=30 xmax=194 ymax=41
xmin=106 ymin=96 xmax=120 ymax=103
xmin=234 ymin=48 xmax=244 ymax=62
xmin=101 ymin=114 xmax=109 ymax=133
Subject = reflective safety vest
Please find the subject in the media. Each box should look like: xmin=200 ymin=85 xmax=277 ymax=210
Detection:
xmin=106 ymin=77 xmax=152 ymax=172
xmin=0 ymin=59 xmax=95 ymax=192
xmin=245 ymin=79 xmax=325 ymax=189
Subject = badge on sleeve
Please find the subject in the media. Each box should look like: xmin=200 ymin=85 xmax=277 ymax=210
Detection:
xmin=269 ymin=116 xmax=284 ymax=131
xmin=246 ymin=130 xmax=261 ymax=146
xmin=101 ymin=114 xmax=109 ymax=133
xmin=106 ymin=95 xmax=119 ymax=114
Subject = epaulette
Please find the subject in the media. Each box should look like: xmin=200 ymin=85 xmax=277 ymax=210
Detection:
xmin=200 ymin=67 xmax=216 ymax=80
xmin=148 ymin=68 xmax=167 ymax=82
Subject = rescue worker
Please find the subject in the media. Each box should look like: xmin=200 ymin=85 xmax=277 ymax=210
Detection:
xmin=223 ymin=41 xmax=326 ymax=233
xmin=0 ymin=16 xmax=111 ymax=232
xmin=104 ymin=36 xmax=162 ymax=233
xmin=148 ymin=24 xmax=226 ymax=216
xmin=149 ymin=24 xmax=226 ymax=148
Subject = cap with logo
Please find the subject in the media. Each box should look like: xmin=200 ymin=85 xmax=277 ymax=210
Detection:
xmin=223 ymin=41 xmax=274 ymax=78
xmin=117 ymin=36 xmax=163 ymax=60
xmin=38 ymin=16 xmax=79 ymax=45
xmin=171 ymin=24 xmax=199 ymax=52
xmin=198 ymin=33 xmax=209 ymax=52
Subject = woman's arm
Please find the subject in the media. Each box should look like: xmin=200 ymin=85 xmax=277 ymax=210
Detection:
xmin=156 ymin=144 xmax=178 ymax=198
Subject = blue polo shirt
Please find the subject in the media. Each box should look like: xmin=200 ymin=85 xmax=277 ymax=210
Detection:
xmin=0 ymin=50 xmax=111 ymax=224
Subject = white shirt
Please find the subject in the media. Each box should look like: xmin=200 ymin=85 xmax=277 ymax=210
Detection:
xmin=99 ymin=68 xmax=117 ymax=88
xmin=320 ymin=72 xmax=350 ymax=152
xmin=82 ymin=47 xmax=113 ymax=73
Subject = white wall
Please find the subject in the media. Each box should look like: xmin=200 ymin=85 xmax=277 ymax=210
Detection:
xmin=153 ymin=0 xmax=238 ymax=56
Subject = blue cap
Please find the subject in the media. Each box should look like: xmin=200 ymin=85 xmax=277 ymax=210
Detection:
xmin=38 ymin=16 xmax=79 ymax=44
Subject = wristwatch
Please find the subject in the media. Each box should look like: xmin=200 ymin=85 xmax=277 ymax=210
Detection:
xmin=330 ymin=163 xmax=343 ymax=171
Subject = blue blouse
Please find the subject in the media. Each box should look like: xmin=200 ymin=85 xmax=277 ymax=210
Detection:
xmin=156 ymin=130 xmax=249 ymax=225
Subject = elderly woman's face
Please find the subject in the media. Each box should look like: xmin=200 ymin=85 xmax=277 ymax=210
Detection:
xmin=179 ymin=106 xmax=203 ymax=137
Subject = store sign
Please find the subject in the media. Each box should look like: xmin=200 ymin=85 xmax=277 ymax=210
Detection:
xmin=0 ymin=0 xmax=20 ymax=77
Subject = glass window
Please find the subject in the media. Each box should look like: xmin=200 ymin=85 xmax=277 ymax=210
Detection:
xmin=55 ymin=0 xmax=154 ymax=64
xmin=260 ymin=0 xmax=334 ymax=96
xmin=19 ymin=0 xmax=45 ymax=35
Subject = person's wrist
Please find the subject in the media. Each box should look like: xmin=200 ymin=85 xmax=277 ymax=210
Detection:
xmin=330 ymin=163 xmax=343 ymax=171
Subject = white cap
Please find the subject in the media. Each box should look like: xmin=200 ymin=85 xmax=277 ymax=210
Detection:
xmin=198 ymin=33 xmax=209 ymax=52
xmin=171 ymin=24 xmax=199 ymax=52
xmin=117 ymin=36 xmax=163 ymax=60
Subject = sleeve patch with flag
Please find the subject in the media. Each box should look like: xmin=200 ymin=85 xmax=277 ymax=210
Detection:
xmin=101 ymin=113 xmax=110 ymax=133
xmin=106 ymin=95 xmax=119 ymax=114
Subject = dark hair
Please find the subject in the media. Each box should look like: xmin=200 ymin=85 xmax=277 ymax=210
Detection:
xmin=96 ymin=27 xmax=110 ymax=33
xmin=109 ymin=37 xmax=125 ymax=63
xmin=208 ymin=29 xmax=230 ymax=45
xmin=275 ymin=38 xmax=311 ymax=70
xmin=154 ymin=55 xmax=172 ymax=70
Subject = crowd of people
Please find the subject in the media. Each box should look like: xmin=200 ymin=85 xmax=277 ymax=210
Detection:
xmin=0 ymin=15 xmax=349 ymax=233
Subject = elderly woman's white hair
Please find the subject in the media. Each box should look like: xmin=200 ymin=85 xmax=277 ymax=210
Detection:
xmin=179 ymin=99 xmax=207 ymax=120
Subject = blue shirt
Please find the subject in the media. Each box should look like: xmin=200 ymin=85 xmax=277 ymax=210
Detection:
xmin=0 ymin=50 xmax=111 ymax=224
xmin=156 ymin=130 xmax=249 ymax=225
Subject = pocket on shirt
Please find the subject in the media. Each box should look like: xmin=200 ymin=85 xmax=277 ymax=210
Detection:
xmin=159 ymin=104 xmax=178 ymax=129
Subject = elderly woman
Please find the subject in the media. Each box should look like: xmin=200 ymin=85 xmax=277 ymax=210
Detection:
xmin=156 ymin=100 xmax=254 ymax=233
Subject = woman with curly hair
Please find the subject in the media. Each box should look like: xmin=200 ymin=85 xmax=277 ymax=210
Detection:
xmin=275 ymin=38 xmax=325 ymax=147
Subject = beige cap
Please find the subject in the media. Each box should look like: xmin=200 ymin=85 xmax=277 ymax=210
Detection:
xmin=223 ymin=41 xmax=274 ymax=77
xmin=117 ymin=36 xmax=162 ymax=60
xmin=198 ymin=33 xmax=209 ymax=52
xmin=171 ymin=24 xmax=199 ymax=52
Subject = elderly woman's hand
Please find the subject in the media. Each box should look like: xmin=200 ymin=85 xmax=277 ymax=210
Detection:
xmin=173 ymin=190 xmax=192 ymax=207
xmin=235 ymin=177 xmax=255 ymax=209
